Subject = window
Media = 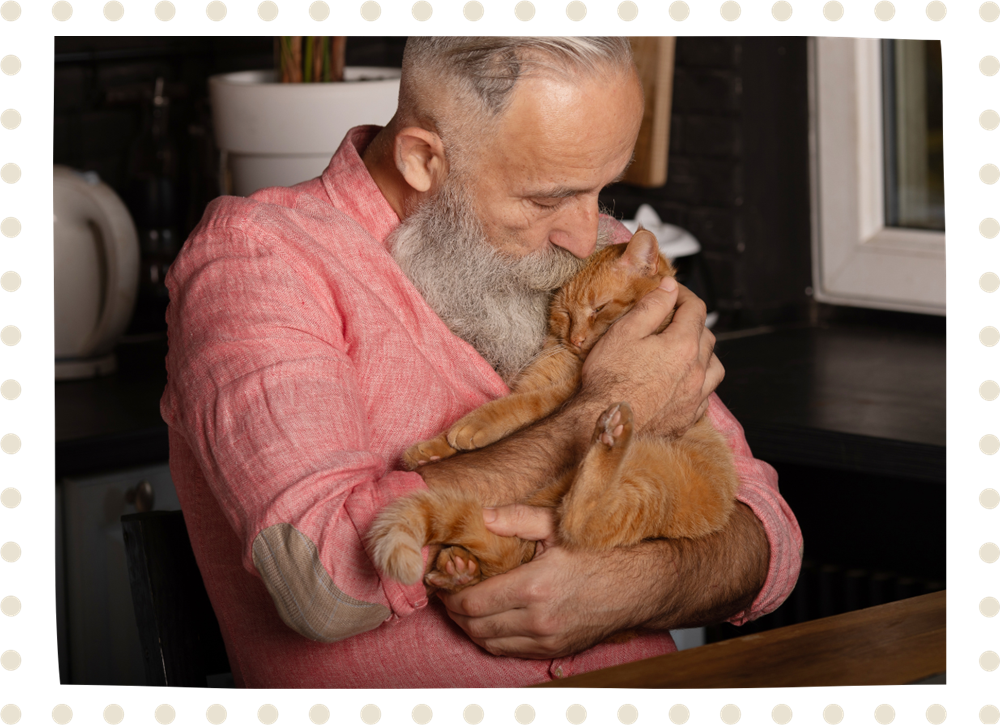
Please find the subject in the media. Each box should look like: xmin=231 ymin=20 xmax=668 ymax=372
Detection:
xmin=810 ymin=37 xmax=945 ymax=315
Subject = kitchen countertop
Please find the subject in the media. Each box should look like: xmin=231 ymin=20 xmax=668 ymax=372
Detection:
xmin=55 ymin=322 xmax=945 ymax=481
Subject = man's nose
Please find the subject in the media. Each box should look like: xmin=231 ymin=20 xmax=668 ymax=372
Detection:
xmin=549 ymin=198 xmax=600 ymax=258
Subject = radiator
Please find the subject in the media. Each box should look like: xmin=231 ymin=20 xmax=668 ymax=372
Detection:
xmin=707 ymin=561 xmax=944 ymax=642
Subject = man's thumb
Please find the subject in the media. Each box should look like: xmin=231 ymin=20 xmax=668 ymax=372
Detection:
xmin=617 ymin=277 xmax=679 ymax=338
xmin=482 ymin=504 xmax=554 ymax=540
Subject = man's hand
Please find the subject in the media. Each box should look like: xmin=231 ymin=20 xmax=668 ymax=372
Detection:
xmin=437 ymin=505 xmax=636 ymax=658
xmin=580 ymin=279 xmax=725 ymax=440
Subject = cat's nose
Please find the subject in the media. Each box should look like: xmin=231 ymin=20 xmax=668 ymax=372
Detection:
xmin=569 ymin=335 xmax=585 ymax=348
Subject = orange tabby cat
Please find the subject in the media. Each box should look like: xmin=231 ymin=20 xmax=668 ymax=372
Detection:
xmin=369 ymin=229 xmax=740 ymax=592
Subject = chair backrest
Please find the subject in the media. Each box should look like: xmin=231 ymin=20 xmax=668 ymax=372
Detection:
xmin=121 ymin=510 xmax=231 ymax=686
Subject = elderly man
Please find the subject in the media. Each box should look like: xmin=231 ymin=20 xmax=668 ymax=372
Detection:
xmin=162 ymin=37 xmax=802 ymax=688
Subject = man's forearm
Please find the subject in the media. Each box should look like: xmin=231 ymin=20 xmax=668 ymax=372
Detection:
xmin=417 ymin=398 xmax=604 ymax=506
xmin=620 ymin=502 xmax=771 ymax=631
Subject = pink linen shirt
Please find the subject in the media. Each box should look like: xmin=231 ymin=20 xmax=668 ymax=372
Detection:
xmin=161 ymin=125 xmax=803 ymax=688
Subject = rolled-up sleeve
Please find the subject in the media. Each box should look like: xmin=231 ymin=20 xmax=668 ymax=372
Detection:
xmin=705 ymin=394 xmax=804 ymax=625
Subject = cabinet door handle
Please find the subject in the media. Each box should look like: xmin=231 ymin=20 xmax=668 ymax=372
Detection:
xmin=124 ymin=480 xmax=155 ymax=513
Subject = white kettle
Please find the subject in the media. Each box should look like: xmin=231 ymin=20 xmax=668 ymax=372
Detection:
xmin=53 ymin=166 xmax=140 ymax=380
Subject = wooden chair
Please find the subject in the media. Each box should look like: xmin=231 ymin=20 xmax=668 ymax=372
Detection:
xmin=121 ymin=510 xmax=232 ymax=686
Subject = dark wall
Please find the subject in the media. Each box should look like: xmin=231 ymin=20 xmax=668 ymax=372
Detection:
xmin=54 ymin=36 xmax=813 ymax=334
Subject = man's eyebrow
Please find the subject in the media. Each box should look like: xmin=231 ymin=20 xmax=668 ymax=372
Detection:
xmin=527 ymin=154 xmax=636 ymax=199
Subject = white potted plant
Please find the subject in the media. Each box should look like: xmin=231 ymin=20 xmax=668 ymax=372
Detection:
xmin=209 ymin=37 xmax=401 ymax=197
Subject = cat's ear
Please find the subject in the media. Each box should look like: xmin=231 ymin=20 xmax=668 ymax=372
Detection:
xmin=618 ymin=229 xmax=661 ymax=277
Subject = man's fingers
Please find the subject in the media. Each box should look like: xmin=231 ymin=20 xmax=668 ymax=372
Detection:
xmin=612 ymin=278 xmax=680 ymax=339
xmin=483 ymin=504 xmax=555 ymax=541
xmin=661 ymin=284 xmax=708 ymax=339
xmin=704 ymin=353 xmax=725 ymax=396
xmin=439 ymin=567 xmax=529 ymax=618
xmin=698 ymin=327 xmax=717 ymax=366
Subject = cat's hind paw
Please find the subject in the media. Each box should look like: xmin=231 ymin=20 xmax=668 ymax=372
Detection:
xmin=594 ymin=401 xmax=633 ymax=449
xmin=424 ymin=546 xmax=483 ymax=592
xmin=402 ymin=434 xmax=458 ymax=470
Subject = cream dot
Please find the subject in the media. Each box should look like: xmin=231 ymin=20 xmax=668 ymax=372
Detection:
xmin=1 ymin=164 xmax=21 ymax=184
xmin=206 ymin=705 xmax=226 ymax=725
xmin=983 ymin=273 xmax=1000 ymax=292
xmin=412 ymin=705 xmax=432 ymax=725
xmin=103 ymin=0 xmax=123 ymax=18
xmin=983 ymin=488 xmax=1000 ymax=508
xmin=0 ymin=596 xmax=19 ymax=616
xmin=981 ymin=434 xmax=1000 ymax=454
xmin=0 ymin=651 xmax=20 ymax=671
xmin=0 ymin=56 xmax=20 ymax=75
xmin=0 ymin=380 xmax=19 ymax=400
xmin=874 ymin=705 xmax=895 ymax=725
xmin=514 ymin=1 xmax=534 ymax=19
xmin=51 ymin=0 xmax=72 ymax=20
xmin=982 ymin=380 xmax=1000 ymax=399
xmin=669 ymin=0 xmax=689 ymax=18
xmin=1 ymin=110 xmax=20 ymax=130
xmin=1 ymin=218 xmax=20 ymax=237
xmin=104 ymin=706 xmax=124 ymax=725
xmin=309 ymin=706 xmax=330 ymax=725
xmin=52 ymin=705 xmax=72 ymax=725
xmin=2 ymin=272 xmax=21 ymax=292
xmin=874 ymin=1 xmax=894 ymax=19
xmin=772 ymin=1 xmax=792 ymax=19
xmin=0 ymin=1 xmax=19 ymax=20
xmin=258 ymin=0 xmax=277 ymax=18
xmin=153 ymin=700 xmax=177 ymax=725
xmin=1 ymin=326 xmax=20 ymax=346
xmin=154 ymin=1 xmax=174 ymax=19
xmin=985 ymin=216 xmax=1000 ymax=238
xmin=566 ymin=705 xmax=586 ymax=724
xmin=0 ymin=705 xmax=20 ymax=725
xmin=823 ymin=0 xmax=843 ymax=19
xmin=463 ymin=1 xmax=483 ymax=18
xmin=360 ymin=0 xmax=379 ymax=18
xmin=984 ymin=56 xmax=1000 ymax=75
xmin=0 ymin=542 xmax=19 ymax=562
xmin=206 ymin=0 xmax=226 ymax=19
xmin=1 ymin=488 xmax=20 ymax=508
xmin=982 ymin=110 xmax=1000 ymax=130
xmin=309 ymin=0 xmax=329 ymax=17
xmin=720 ymin=1 xmax=740 ymax=19
xmin=981 ymin=706 xmax=1000 ymax=725
xmin=772 ymin=705 xmax=792 ymax=724
xmin=981 ymin=327 xmax=1000 ymax=346
xmin=618 ymin=706 xmax=638 ymax=725
xmin=982 ymin=651 xmax=1000 ymax=671
xmin=361 ymin=705 xmax=381 ymax=725
xmin=982 ymin=596 xmax=1000 ymax=616
xmin=514 ymin=705 xmax=534 ymax=725
xmin=823 ymin=706 xmax=844 ymax=725
xmin=982 ymin=542 xmax=1000 ymax=563
xmin=257 ymin=705 xmax=278 ymax=725
xmin=669 ymin=706 xmax=690 ymax=724
xmin=982 ymin=165 xmax=1000 ymax=184
xmin=982 ymin=1 xmax=1000 ymax=20
xmin=925 ymin=0 xmax=946 ymax=19
xmin=566 ymin=0 xmax=586 ymax=19
xmin=463 ymin=706 xmax=484 ymax=725
xmin=926 ymin=705 xmax=946 ymax=725
xmin=720 ymin=705 xmax=741 ymax=725
xmin=618 ymin=0 xmax=638 ymax=19
xmin=412 ymin=0 xmax=432 ymax=19
xmin=1 ymin=434 xmax=20 ymax=455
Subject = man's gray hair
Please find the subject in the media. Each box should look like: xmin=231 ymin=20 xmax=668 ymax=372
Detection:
xmin=399 ymin=37 xmax=635 ymax=134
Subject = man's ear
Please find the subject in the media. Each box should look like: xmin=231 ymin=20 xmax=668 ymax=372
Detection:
xmin=394 ymin=126 xmax=447 ymax=194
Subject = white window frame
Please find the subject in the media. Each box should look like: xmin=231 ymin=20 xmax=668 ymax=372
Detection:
xmin=809 ymin=37 xmax=946 ymax=316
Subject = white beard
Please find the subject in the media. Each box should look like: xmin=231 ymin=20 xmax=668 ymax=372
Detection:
xmin=387 ymin=178 xmax=613 ymax=383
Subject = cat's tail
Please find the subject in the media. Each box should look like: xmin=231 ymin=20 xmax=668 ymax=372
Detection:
xmin=367 ymin=487 xmax=482 ymax=586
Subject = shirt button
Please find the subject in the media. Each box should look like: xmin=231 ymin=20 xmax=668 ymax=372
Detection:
xmin=554 ymin=667 xmax=563 ymax=678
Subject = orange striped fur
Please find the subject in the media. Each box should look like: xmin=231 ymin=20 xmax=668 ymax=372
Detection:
xmin=370 ymin=230 xmax=740 ymax=593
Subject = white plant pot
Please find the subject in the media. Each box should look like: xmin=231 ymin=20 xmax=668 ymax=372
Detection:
xmin=209 ymin=67 xmax=401 ymax=197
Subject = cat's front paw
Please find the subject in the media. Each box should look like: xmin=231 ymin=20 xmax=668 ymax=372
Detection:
xmin=402 ymin=434 xmax=458 ymax=470
xmin=446 ymin=418 xmax=501 ymax=451
xmin=424 ymin=546 xmax=482 ymax=592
